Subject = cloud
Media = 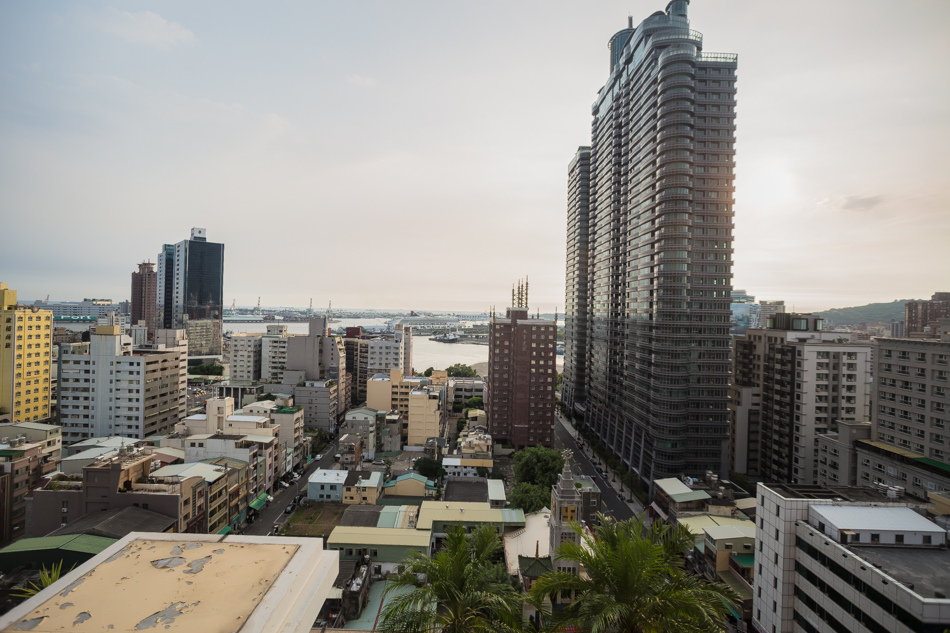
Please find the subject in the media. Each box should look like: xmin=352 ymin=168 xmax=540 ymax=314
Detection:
xmin=346 ymin=74 xmax=378 ymax=88
xmin=838 ymin=194 xmax=886 ymax=210
xmin=97 ymin=9 xmax=195 ymax=50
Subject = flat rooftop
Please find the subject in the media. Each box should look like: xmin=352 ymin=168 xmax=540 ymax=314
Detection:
xmin=850 ymin=545 xmax=950 ymax=600
xmin=444 ymin=480 xmax=488 ymax=503
xmin=0 ymin=533 xmax=337 ymax=633
xmin=763 ymin=483 xmax=913 ymax=504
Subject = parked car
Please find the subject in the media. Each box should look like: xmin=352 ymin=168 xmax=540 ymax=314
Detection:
xmin=315 ymin=454 xmax=323 ymax=461
xmin=372 ymin=459 xmax=385 ymax=466
xmin=279 ymin=481 xmax=290 ymax=489
xmin=284 ymin=505 xmax=294 ymax=514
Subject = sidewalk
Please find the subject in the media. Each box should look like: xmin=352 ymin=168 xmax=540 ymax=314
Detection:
xmin=556 ymin=413 xmax=645 ymax=515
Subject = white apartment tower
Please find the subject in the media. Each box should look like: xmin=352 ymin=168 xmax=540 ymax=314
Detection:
xmin=59 ymin=314 xmax=187 ymax=442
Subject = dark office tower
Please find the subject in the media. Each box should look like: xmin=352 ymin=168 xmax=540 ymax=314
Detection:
xmin=486 ymin=281 xmax=557 ymax=449
xmin=562 ymin=147 xmax=591 ymax=417
xmin=564 ymin=0 xmax=737 ymax=490
xmin=156 ymin=228 xmax=225 ymax=357
xmin=131 ymin=261 xmax=157 ymax=341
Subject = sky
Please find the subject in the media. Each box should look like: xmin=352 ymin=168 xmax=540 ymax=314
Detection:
xmin=1 ymin=1 xmax=948 ymax=314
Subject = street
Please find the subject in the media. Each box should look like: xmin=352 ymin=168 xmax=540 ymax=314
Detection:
xmin=552 ymin=412 xmax=643 ymax=522
xmin=244 ymin=442 xmax=338 ymax=536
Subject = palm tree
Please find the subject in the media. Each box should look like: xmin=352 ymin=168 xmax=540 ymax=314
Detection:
xmin=13 ymin=561 xmax=72 ymax=599
xmin=379 ymin=524 xmax=523 ymax=633
xmin=529 ymin=514 xmax=739 ymax=633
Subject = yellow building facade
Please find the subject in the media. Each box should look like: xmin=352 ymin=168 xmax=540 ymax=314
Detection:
xmin=0 ymin=284 xmax=53 ymax=422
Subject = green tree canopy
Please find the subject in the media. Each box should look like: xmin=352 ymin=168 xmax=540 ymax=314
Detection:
xmin=530 ymin=514 xmax=739 ymax=633
xmin=424 ymin=367 xmax=434 ymax=377
xmin=413 ymin=457 xmax=442 ymax=480
xmin=379 ymin=524 xmax=522 ymax=633
xmin=508 ymin=483 xmax=550 ymax=513
xmin=466 ymin=396 xmax=483 ymax=409
xmin=513 ymin=446 xmax=564 ymax=489
xmin=190 ymin=363 xmax=224 ymax=376
xmin=446 ymin=363 xmax=478 ymax=377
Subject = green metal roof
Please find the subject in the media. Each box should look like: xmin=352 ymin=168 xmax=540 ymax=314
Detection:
xmin=0 ymin=535 xmax=115 ymax=556
xmin=917 ymin=457 xmax=950 ymax=473
xmin=518 ymin=555 xmax=553 ymax=578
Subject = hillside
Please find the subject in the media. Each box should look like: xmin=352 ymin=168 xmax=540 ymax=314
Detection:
xmin=817 ymin=300 xmax=914 ymax=326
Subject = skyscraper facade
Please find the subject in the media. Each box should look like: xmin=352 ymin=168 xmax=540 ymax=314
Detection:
xmin=156 ymin=228 xmax=225 ymax=357
xmin=130 ymin=261 xmax=157 ymax=341
xmin=563 ymin=1 xmax=737 ymax=488
xmin=486 ymin=298 xmax=556 ymax=449
xmin=562 ymin=147 xmax=591 ymax=417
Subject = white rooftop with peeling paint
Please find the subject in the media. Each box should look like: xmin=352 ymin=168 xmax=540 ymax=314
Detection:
xmin=0 ymin=532 xmax=338 ymax=633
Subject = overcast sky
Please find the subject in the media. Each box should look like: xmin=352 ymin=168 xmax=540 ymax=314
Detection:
xmin=2 ymin=1 xmax=948 ymax=313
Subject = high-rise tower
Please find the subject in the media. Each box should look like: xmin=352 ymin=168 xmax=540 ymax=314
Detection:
xmin=563 ymin=0 xmax=737 ymax=489
xmin=156 ymin=228 xmax=225 ymax=358
xmin=130 ymin=261 xmax=157 ymax=341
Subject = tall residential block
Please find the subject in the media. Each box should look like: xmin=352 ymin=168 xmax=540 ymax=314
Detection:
xmin=905 ymin=292 xmax=950 ymax=336
xmin=0 ymin=283 xmax=53 ymax=423
xmin=229 ymin=333 xmax=263 ymax=381
xmin=156 ymin=228 xmax=224 ymax=358
xmin=729 ymin=314 xmax=871 ymax=484
xmin=130 ymin=262 xmax=157 ymax=341
xmin=562 ymin=1 xmax=737 ymax=487
xmin=561 ymin=147 xmax=590 ymax=417
xmin=58 ymin=314 xmax=187 ymax=442
xmin=486 ymin=299 xmax=556 ymax=449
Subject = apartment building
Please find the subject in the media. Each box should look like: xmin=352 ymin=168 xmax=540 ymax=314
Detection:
xmin=32 ymin=447 xmax=209 ymax=536
xmin=729 ymin=314 xmax=872 ymax=484
xmin=486 ymin=303 xmax=556 ymax=449
xmin=130 ymin=262 xmax=157 ymax=342
xmin=229 ymin=333 xmax=262 ymax=381
xmin=58 ymin=315 xmax=187 ymax=442
xmin=262 ymin=324 xmax=291 ymax=383
xmin=0 ymin=421 xmax=62 ymax=465
xmin=407 ymin=386 xmax=444 ymax=447
xmin=285 ymin=317 xmax=350 ymax=416
xmin=0 ymin=283 xmax=54 ymax=424
xmin=340 ymin=407 xmax=385 ymax=459
xmin=563 ymin=2 xmax=737 ymax=486
xmin=905 ymin=292 xmax=950 ymax=336
xmin=367 ymin=369 xmax=440 ymax=437
xmin=753 ymin=482 xmax=949 ymax=633
xmin=0 ymin=437 xmax=57 ymax=543
xmin=343 ymin=337 xmax=369 ymax=405
xmin=448 ymin=378 xmax=485 ymax=407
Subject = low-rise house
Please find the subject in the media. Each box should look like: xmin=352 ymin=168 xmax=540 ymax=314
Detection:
xmin=383 ymin=473 xmax=437 ymax=499
xmin=341 ymin=408 xmax=384 ymax=460
xmin=343 ymin=471 xmax=383 ymax=505
xmin=339 ymin=434 xmax=363 ymax=469
xmin=442 ymin=456 xmax=493 ymax=478
xmin=327 ymin=526 xmax=431 ymax=577
xmin=696 ymin=524 xmax=755 ymax=624
xmin=487 ymin=479 xmax=507 ymax=508
xmin=308 ymin=469 xmax=348 ymax=502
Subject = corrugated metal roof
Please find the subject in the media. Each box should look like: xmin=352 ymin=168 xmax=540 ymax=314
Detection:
xmin=487 ymin=479 xmax=506 ymax=501
xmin=327 ymin=526 xmax=431 ymax=548
xmin=0 ymin=535 xmax=115 ymax=555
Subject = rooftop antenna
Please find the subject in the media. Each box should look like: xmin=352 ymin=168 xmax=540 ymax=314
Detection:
xmin=512 ymin=284 xmax=516 ymax=308
xmin=525 ymin=276 xmax=529 ymax=309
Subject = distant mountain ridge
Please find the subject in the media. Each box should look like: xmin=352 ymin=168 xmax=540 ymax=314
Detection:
xmin=817 ymin=300 xmax=915 ymax=326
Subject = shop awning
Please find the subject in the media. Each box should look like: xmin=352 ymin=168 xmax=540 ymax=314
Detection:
xmin=218 ymin=525 xmax=231 ymax=535
xmin=249 ymin=492 xmax=269 ymax=511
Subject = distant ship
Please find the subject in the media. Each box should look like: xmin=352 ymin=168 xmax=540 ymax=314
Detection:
xmin=431 ymin=332 xmax=460 ymax=343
